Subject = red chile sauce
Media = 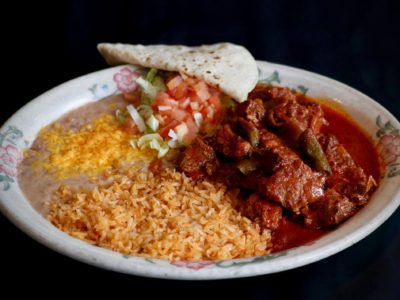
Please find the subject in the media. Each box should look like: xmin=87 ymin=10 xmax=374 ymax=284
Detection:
xmin=271 ymin=98 xmax=381 ymax=253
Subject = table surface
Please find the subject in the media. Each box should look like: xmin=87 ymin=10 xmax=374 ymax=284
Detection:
xmin=2 ymin=0 xmax=399 ymax=298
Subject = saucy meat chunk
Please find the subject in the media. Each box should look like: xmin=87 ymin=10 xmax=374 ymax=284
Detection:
xmin=179 ymin=138 xmax=217 ymax=181
xmin=257 ymin=160 xmax=325 ymax=213
xmin=320 ymin=135 xmax=376 ymax=205
xmin=252 ymin=86 xmax=328 ymax=142
xmin=241 ymin=193 xmax=282 ymax=230
xmin=304 ymin=189 xmax=356 ymax=228
xmin=235 ymin=98 xmax=266 ymax=126
xmin=213 ymin=124 xmax=252 ymax=160
xmin=179 ymin=84 xmax=378 ymax=237
xmin=249 ymin=85 xmax=297 ymax=103
xmin=266 ymin=98 xmax=326 ymax=135
xmin=252 ymin=129 xmax=325 ymax=213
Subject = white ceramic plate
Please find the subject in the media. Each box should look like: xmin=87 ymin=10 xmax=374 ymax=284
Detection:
xmin=1 ymin=62 xmax=399 ymax=279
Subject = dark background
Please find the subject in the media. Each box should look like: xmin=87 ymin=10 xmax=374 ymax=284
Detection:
xmin=2 ymin=0 xmax=399 ymax=298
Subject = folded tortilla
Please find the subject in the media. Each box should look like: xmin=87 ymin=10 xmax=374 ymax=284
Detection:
xmin=98 ymin=42 xmax=258 ymax=102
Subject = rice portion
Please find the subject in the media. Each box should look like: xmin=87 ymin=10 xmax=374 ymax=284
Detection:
xmin=47 ymin=168 xmax=271 ymax=260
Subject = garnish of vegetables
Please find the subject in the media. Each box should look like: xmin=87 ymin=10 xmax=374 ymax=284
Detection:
xmin=299 ymin=129 xmax=331 ymax=173
xmin=117 ymin=68 xmax=228 ymax=157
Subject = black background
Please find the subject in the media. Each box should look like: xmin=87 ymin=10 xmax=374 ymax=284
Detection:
xmin=2 ymin=0 xmax=399 ymax=298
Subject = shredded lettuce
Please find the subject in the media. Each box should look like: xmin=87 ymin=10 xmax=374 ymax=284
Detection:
xmin=137 ymin=104 xmax=153 ymax=119
xmin=136 ymin=77 xmax=158 ymax=105
xmin=146 ymin=114 xmax=160 ymax=132
xmin=146 ymin=68 xmax=158 ymax=83
xmin=152 ymin=76 xmax=167 ymax=92
xmin=131 ymin=133 xmax=169 ymax=158
xmin=136 ymin=69 xmax=166 ymax=105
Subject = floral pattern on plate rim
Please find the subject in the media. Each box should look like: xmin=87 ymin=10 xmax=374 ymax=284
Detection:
xmin=375 ymin=116 xmax=400 ymax=177
xmin=88 ymin=66 xmax=141 ymax=99
xmin=123 ymin=251 xmax=288 ymax=270
xmin=0 ymin=126 xmax=26 ymax=191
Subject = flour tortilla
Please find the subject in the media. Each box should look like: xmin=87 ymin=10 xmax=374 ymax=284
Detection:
xmin=98 ymin=43 xmax=258 ymax=102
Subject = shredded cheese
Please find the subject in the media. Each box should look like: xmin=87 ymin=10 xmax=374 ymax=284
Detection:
xmin=38 ymin=114 xmax=154 ymax=179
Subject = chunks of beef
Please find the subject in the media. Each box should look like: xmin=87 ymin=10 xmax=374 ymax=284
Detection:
xmin=251 ymin=85 xmax=328 ymax=142
xmin=213 ymin=124 xmax=252 ymax=160
xmin=213 ymin=162 xmax=260 ymax=190
xmin=266 ymin=98 xmax=326 ymax=135
xmin=255 ymin=129 xmax=325 ymax=212
xmin=235 ymin=98 xmax=266 ymax=126
xmin=303 ymin=189 xmax=356 ymax=228
xmin=216 ymin=128 xmax=326 ymax=214
xmin=240 ymin=193 xmax=282 ymax=230
xmin=179 ymin=138 xmax=217 ymax=181
xmin=301 ymin=135 xmax=377 ymax=228
xmin=320 ymin=135 xmax=376 ymax=205
xmin=179 ymin=84 xmax=377 ymax=232
xmin=257 ymin=159 xmax=325 ymax=214
xmin=249 ymin=85 xmax=297 ymax=103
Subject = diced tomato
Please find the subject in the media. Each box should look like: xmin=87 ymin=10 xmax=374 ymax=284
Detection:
xmin=208 ymin=86 xmax=221 ymax=97
xmin=160 ymin=107 xmax=189 ymax=122
xmin=181 ymin=117 xmax=198 ymax=145
xmin=184 ymin=77 xmax=196 ymax=86
xmin=152 ymin=92 xmax=178 ymax=109
xmin=190 ymin=101 xmax=199 ymax=111
xmin=167 ymin=75 xmax=183 ymax=90
xmin=208 ymin=95 xmax=223 ymax=123
xmin=179 ymin=97 xmax=190 ymax=109
xmin=167 ymin=89 xmax=176 ymax=98
xmin=187 ymin=90 xmax=201 ymax=103
xmin=148 ymin=75 xmax=224 ymax=146
xmin=158 ymin=119 xmax=181 ymax=138
xmin=194 ymin=81 xmax=211 ymax=102
xmin=175 ymin=82 xmax=189 ymax=99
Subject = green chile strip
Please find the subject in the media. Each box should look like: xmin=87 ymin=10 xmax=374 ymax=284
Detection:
xmin=299 ymin=129 xmax=331 ymax=173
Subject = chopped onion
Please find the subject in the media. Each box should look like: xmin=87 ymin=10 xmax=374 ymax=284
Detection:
xmin=126 ymin=104 xmax=146 ymax=132
xmin=158 ymin=105 xmax=172 ymax=111
xmin=157 ymin=145 xmax=169 ymax=157
xmin=175 ymin=123 xmax=189 ymax=143
xmin=168 ymin=139 xmax=179 ymax=148
xmin=190 ymin=102 xmax=200 ymax=110
xmin=206 ymin=106 xmax=215 ymax=119
xmin=193 ymin=112 xmax=203 ymax=127
xmin=168 ymin=129 xmax=178 ymax=140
